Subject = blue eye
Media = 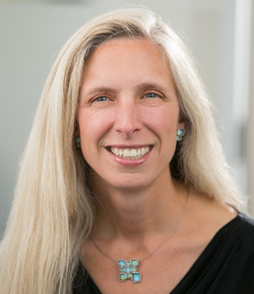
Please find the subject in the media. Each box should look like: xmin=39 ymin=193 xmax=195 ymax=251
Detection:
xmin=144 ymin=93 xmax=159 ymax=98
xmin=94 ymin=96 xmax=109 ymax=102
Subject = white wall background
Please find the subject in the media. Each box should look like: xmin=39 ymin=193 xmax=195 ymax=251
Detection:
xmin=0 ymin=0 xmax=253 ymax=238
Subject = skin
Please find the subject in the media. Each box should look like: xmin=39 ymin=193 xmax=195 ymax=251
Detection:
xmin=78 ymin=38 xmax=237 ymax=294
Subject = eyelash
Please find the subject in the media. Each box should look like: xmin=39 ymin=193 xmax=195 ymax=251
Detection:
xmin=91 ymin=91 xmax=163 ymax=103
xmin=92 ymin=96 xmax=110 ymax=102
xmin=143 ymin=92 xmax=162 ymax=99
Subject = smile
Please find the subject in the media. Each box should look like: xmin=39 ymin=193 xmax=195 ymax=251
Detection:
xmin=108 ymin=146 xmax=152 ymax=160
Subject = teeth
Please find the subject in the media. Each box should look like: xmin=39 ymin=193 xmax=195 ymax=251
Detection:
xmin=123 ymin=149 xmax=129 ymax=157
xmin=111 ymin=147 xmax=119 ymax=156
xmin=130 ymin=149 xmax=137 ymax=157
xmin=110 ymin=146 xmax=150 ymax=160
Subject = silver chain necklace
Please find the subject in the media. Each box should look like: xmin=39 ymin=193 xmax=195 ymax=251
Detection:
xmin=91 ymin=189 xmax=189 ymax=284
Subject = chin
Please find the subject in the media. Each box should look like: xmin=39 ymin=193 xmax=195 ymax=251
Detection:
xmin=108 ymin=175 xmax=157 ymax=191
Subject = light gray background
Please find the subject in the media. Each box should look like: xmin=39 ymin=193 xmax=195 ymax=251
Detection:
xmin=0 ymin=0 xmax=253 ymax=239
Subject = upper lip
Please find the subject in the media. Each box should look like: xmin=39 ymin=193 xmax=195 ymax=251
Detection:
xmin=106 ymin=144 xmax=153 ymax=149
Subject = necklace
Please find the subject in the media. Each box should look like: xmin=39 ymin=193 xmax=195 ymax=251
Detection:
xmin=90 ymin=189 xmax=189 ymax=284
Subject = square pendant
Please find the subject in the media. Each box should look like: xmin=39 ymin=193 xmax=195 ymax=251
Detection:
xmin=118 ymin=259 xmax=125 ymax=267
xmin=125 ymin=266 xmax=131 ymax=273
xmin=132 ymin=272 xmax=141 ymax=283
xmin=119 ymin=273 xmax=127 ymax=282
xmin=125 ymin=260 xmax=131 ymax=266
xmin=127 ymin=273 xmax=132 ymax=279
xmin=118 ymin=259 xmax=141 ymax=283
xmin=131 ymin=259 xmax=139 ymax=266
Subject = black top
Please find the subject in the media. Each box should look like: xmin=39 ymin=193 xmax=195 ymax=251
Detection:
xmin=73 ymin=213 xmax=254 ymax=293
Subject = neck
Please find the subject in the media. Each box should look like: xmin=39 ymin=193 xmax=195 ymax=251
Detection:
xmin=91 ymin=171 xmax=187 ymax=242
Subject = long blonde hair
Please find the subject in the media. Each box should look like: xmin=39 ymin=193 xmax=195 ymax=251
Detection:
xmin=0 ymin=6 xmax=245 ymax=294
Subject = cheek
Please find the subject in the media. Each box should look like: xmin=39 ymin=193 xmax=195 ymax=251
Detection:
xmin=78 ymin=110 xmax=113 ymax=148
xmin=143 ymin=108 xmax=179 ymax=159
xmin=143 ymin=107 xmax=179 ymax=133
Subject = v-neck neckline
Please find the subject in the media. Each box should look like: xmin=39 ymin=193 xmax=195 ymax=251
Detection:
xmin=77 ymin=214 xmax=240 ymax=294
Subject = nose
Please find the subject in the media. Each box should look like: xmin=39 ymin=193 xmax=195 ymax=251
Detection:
xmin=114 ymin=99 xmax=142 ymax=138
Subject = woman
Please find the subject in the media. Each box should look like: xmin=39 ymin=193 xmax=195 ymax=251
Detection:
xmin=0 ymin=6 xmax=254 ymax=294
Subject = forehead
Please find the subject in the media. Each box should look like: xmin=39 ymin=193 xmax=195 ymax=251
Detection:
xmin=87 ymin=37 xmax=164 ymax=59
xmin=85 ymin=37 xmax=170 ymax=73
xmin=81 ymin=37 xmax=175 ymax=93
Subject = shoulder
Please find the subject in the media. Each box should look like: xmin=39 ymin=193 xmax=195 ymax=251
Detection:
xmin=228 ymin=212 xmax=254 ymax=239
xmin=223 ymin=213 xmax=254 ymax=286
xmin=211 ymin=212 xmax=254 ymax=270
xmin=229 ymin=213 xmax=254 ymax=248
xmin=173 ymin=212 xmax=254 ymax=294
xmin=238 ymin=212 xmax=254 ymax=226
xmin=182 ymin=190 xmax=254 ymax=255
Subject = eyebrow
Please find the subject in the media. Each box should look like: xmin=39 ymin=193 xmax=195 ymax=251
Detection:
xmin=82 ymin=82 xmax=171 ymax=96
xmin=135 ymin=82 xmax=169 ymax=92
xmin=82 ymin=87 xmax=117 ymax=96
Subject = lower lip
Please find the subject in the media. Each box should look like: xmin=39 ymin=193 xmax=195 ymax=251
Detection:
xmin=106 ymin=148 xmax=153 ymax=166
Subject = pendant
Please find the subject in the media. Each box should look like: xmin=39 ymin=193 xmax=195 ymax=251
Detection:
xmin=118 ymin=259 xmax=141 ymax=283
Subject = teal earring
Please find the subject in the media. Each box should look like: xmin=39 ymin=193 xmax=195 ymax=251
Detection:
xmin=177 ymin=129 xmax=184 ymax=141
xmin=75 ymin=137 xmax=81 ymax=148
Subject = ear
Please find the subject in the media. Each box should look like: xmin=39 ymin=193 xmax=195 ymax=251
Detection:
xmin=74 ymin=121 xmax=80 ymax=137
xmin=176 ymin=121 xmax=186 ymax=142
xmin=177 ymin=121 xmax=185 ymax=134
xmin=74 ymin=122 xmax=81 ymax=149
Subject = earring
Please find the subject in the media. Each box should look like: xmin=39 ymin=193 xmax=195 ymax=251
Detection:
xmin=75 ymin=137 xmax=81 ymax=148
xmin=177 ymin=129 xmax=184 ymax=141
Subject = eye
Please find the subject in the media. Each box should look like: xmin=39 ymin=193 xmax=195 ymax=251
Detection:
xmin=93 ymin=96 xmax=110 ymax=102
xmin=143 ymin=92 xmax=161 ymax=99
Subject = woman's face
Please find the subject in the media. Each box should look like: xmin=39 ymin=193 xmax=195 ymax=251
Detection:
xmin=78 ymin=38 xmax=184 ymax=190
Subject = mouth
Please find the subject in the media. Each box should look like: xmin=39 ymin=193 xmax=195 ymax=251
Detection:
xmin=106 ymin=145 xmax=153 ymax=160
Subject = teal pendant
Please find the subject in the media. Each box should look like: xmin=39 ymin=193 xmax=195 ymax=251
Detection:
xmin=118 ymin=259 xmax=141 ymax=283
